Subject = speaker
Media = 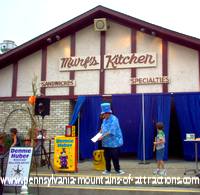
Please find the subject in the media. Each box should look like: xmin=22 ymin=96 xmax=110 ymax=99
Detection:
xmin=35 ymin=97 xmax=50 ymax=117
xmin=94 ymin=18 xmax=108 ymax=31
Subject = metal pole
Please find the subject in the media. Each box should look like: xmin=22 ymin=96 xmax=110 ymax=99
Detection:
xmin=139 ymin=93 xmax=150 ymax=165
xmin=78 ymin=113 xmax=80 ymax=162
xmin=195 ymin=142 xmax=198 ymax=172
xmin=142 ymin=93 xmax=146 ymax=163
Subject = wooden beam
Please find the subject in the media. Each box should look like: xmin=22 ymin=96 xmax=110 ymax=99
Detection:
xmin=99 ymin=31 xmax=106 ymax=95
xmin=131 ymin=29 xmax=137 ymax=93
xmin=69 ymin=33 xmax=76 ymax=98
xmin=41 ymin=47 xmax=47 ymax=96
xmin=162 ymin=39 xmax=168 ymax=93
xmin=12 ymin=62 xmax=18 ymax=97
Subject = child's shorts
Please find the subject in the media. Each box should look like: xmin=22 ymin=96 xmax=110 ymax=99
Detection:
xmin=156 ymin=148 xmax=165 ymax=160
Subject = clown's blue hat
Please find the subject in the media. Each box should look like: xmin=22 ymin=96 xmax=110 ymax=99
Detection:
xmin=101 ymin=103 xmax=112 ymax=114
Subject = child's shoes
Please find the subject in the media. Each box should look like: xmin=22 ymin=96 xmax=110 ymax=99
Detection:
xmin=159 ymin=169 xmax=167 ymax=176
xmin=153 ymin=169 xmax=167 ymax=176
xmin=153 ymin=169 xmax=160 ymax=175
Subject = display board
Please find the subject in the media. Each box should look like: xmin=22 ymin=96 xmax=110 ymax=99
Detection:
xmin=5 ymin=147 xmax=33 ymax=186
xmin=54 ymin=136 xmax=78 ymax=172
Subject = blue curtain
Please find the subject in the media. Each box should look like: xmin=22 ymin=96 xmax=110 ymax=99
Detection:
xmin=79 ymin=96 xmax=102 ymax=159
xmin=112 ymin=94 xmax=142 ymax=153
xmin=77 ymin=93 xmax=200 ymax=160
xmin=137 ymin=94 xmax=171 ymax=160
xmin=69 ymin=96 xmax=86 ymax=125
xmin=174 ymin=93 xmax=200 ymax=160
xmin=156 ymin=94 xmax=171 ymax=160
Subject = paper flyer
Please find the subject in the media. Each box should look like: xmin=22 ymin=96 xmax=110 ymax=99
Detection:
xmin=91 ymin=132 xmax=102 ymax=143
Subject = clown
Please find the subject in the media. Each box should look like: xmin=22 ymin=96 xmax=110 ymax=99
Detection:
xmin=98 ymin=103 xmax=124 ymax=175
xmin=60 ymin=148 xmax=68 ymax=169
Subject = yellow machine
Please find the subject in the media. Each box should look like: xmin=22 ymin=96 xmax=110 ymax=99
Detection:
xmin=93 ymin=149 xmax=105 ymax=171
xmin=54 ymin=126 xmax=78 ymax=172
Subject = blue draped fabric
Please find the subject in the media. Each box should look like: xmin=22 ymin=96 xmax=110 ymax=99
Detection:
xmin=156 ymin=94 xmax=171 ymax=160
xmin=77 ymin=93 xmax=200 ymax=160
xmin=174 ymin=93 xmax=200 ymax=160
xmin=112 ymin=94 xmax=142 ymax=153
xmin=137 ymin=94 xmax=171 ymax=160
xmin=137 ymin=94 xmax=157 ymax=160
xmin=69 ymin=96 xmax=86 ymax=125
xmin=79 ymin=96 xmax=102 ymax=159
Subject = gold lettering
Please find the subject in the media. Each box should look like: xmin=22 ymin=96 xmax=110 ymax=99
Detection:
xmin=129 ymin=53 xmax=138 ymax=64
xmin=138 ymin=55 xmax=146 ymax=63
xmin=91 ymin=57 xmax=99 ymax=66
xmin=105 ymin=55 xmax=118 ymax=68
xmin=146 ymin=54 xmax=155 ymax=64
xmin=60 ymin=58 xmax=66 ymax=68
xmin=122 ymin=56 xmax=130 ymax=64
xmin=130 ymin=76 xmax=169 ymax=85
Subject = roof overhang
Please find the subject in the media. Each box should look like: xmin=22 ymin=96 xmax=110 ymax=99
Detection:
xmin=0 ymin=5 xmax=200 ymax=69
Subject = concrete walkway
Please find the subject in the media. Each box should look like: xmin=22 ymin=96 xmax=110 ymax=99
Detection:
xmin=3 ymin=159 xmax=200 ymax=194
xmin=33 ymin=159 xmax=199 ymax=177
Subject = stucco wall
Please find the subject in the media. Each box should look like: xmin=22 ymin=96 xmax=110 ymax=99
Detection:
xmin=75 ymin=25 xmax=100 ymax=95
xmin=46 ymin=37 xmax=70 ymax=96
xmin=0 ymin=64 xmax=13 ymax=97
xmin=0 ymin=22 xmax=200 ymax=98
xmin=136 ymin=32 xmax=162 ymax=93
xmin=105 ymin=21 xmax=131 ymax=94
xmin=168 ymin=42 xmax=199 ymax=92
xmin=17 ymin=51 xmax=41 ymax=96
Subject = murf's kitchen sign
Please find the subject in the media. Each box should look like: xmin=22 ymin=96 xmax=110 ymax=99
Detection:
xmin=60 ymin=56 xmax=100 ymax=71
xmin=59 ymin=52 xmax=157 ymax=71
xmin=105 ymin=52 xmax=156 ymax=69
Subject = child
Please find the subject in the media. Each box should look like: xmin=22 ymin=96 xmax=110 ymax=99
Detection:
xmin=153 ymin=122 xmax=166 ymax=176
xmin=10 ymin=128 xmax=21 ymax=147
xmin=0 ymin=132 xmax=5 ymax=154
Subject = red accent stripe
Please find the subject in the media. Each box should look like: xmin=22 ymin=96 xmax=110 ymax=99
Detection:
xmin=75 ymin=137 xmax=78 ymax=172
xmin=131 ymin=29 xmax=137 ymax=93
xmin=100 ymin=31 xmax=106 ymax=95
xmin=162 ymin=39 xmax=168 ymax=93
xmin=69 ymin=33 xmax=75 ymax=98
xmin=12 ymin=62 xmax=18 ymax=97
xmin=0 ymin=95 xmax=78 ymax=101
xmin=41 ymin=47 xmax=47 ymax=96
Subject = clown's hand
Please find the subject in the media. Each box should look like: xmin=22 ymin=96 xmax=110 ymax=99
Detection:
xmin=98 ymin=136 xmax=103 ymax=141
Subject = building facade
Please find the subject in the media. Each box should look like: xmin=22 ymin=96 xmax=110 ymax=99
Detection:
xmin=0 ymin=6 xmax=200 ymax=138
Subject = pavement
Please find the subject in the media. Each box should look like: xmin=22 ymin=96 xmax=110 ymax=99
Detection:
xmin=33 ymin=158 xmax=199 ymax=177
xmin=2 ymin=159 xmax=200 ymax=194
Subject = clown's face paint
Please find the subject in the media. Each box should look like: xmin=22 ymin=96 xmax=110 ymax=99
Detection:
xmin=103 ymin=113 xmax=111 ymax=119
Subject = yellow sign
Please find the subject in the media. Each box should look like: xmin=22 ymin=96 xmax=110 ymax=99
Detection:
xmin=93 ymin=150 xmax=105 ymax=171
xmin=71 ymin=126 xmax=76 ymax=137
xmin=54 ymin=136 xmax=78 ymax=172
